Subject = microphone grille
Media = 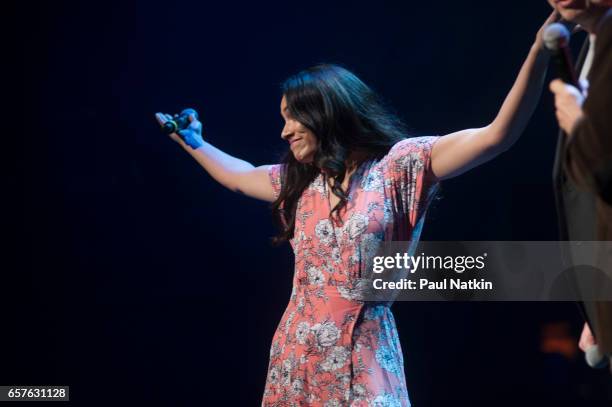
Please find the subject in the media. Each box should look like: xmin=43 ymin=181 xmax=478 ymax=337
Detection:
xmin=543 ymin=23 xmax=570 ymax=52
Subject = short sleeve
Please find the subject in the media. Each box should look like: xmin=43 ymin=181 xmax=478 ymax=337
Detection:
xmin=268 ymin=164 xmax=283 ymax=201
xmin=386 ymin=136 xmax=439 ymax=184
xmin=384 ymin=136 xmax=440 ymax=224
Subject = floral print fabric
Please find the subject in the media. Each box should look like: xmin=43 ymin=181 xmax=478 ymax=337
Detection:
xmin=262 ymin=137 xmax=439 ymax=406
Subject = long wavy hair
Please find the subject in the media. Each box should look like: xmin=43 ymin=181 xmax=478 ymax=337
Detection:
xmin=271 ymin=64 xmax=410 ymax=245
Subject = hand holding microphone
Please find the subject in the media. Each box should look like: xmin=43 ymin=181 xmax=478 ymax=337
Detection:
xmin=543 ymin=22 xmax=587 ymax=135
xmin=155 ymin=108 xmax=204 ymax=149
xmin=579 ymin=323 xmax=610 ymax=369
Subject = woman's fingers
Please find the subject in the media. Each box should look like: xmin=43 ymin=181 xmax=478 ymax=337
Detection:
xmin=188 ymin=114 xmax=202 ymax=130
xmin=547 ymin=9 xmax=561 ymax=24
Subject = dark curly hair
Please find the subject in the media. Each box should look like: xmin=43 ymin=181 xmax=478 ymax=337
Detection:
xmin=271 ymin=64 xmax=410 ymax=245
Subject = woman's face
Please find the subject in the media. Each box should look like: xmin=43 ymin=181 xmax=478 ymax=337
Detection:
xmin=280 ymin=95 xmax=318 ymax=164
xmin=547 ymin=0 xmax=587 ymax=21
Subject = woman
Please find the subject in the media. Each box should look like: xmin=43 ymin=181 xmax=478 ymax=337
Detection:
xmin=156 ymin=12 xmax=557 ymax=406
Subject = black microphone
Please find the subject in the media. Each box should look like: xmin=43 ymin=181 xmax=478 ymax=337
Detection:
xmin=161 ymin=108 xmax=199 ymax=134
xmin=543 ymin=23 xmax=581 ymax=90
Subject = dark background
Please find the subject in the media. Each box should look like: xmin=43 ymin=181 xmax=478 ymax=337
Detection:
xmin=6 ymin=0 xmax=612 ymax=405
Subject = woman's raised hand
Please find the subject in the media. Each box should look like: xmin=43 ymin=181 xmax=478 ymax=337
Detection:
xmin=155 ymin=111 xmax=204 ymax=150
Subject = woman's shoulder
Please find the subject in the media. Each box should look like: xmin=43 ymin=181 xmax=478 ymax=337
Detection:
xmin=385 ymin=136 xmax=440 ymax=163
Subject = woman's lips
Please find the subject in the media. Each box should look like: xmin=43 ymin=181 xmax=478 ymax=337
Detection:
xmin=557 ymin=0 xmax=579 ymax=8
xmin=289 ymin=137 xmax=302 ymax=145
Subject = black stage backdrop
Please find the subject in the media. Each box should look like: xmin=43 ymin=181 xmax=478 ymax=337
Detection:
xmin=6 ymin=0 xmax=612 ymax=405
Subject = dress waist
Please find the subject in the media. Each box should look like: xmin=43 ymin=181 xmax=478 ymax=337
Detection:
xmin=293 ymin=279 xmax=393 ymax=307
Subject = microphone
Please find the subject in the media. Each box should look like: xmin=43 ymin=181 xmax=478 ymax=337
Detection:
xmin=543 ymin=23 xmax=581 ymax=90
xmin=161 ymin=108 xmax=199 ymax=134
xmin=585 ymin=344 xmax=610 ymax=369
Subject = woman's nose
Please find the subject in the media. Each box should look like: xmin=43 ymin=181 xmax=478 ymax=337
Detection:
xmin=281 ymin=124 xmax=292 ymax=140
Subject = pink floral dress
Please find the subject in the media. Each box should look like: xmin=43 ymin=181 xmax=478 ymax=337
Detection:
xmin=263 ymin=136 xmax=440 ymax=406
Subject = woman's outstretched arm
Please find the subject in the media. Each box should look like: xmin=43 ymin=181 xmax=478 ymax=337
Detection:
xmin=155 ymin=112 xmax=277 ymax=202
xmin=430 ymin=12 xmax=558 ymax=180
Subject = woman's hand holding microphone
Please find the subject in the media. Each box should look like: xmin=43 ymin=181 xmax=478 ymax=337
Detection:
xmin=155 ymin=108 xmax=204 ymax=150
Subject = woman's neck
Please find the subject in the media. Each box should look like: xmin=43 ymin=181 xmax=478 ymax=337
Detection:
xmin=345 ymin=150 xmax=368 ymax=174
xmin=319 ymin=150 xmax=368 ymax=177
